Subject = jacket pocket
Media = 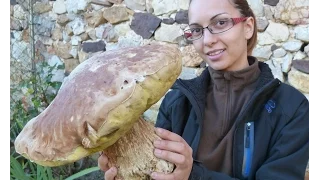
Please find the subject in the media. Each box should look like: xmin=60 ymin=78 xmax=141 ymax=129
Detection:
xmin=242 ymin=122 xmax=254 ymax=178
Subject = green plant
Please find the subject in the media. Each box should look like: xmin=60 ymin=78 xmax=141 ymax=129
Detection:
xmin=10 ymin=61 xmax=64 ymax=145
xmin=11 ymin=155 xmax=100 ymax=180
xmin=10 ymin=155 xmax=55 ymax=180
xmin=65 ymin=167 xmax=100 ymax=180
xmin=10 ymin=61 xmax=64 ymax=179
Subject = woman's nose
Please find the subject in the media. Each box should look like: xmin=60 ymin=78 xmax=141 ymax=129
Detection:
xmin=203 ymin=28 xmax=218 ymax=46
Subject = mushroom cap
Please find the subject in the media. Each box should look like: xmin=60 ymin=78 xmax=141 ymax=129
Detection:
xmin=14 ymin=44 xmax=182 ymax=166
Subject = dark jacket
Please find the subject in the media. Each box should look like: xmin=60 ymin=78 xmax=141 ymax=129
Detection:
xmin=155 ymin=62 xmax=309 ymax=180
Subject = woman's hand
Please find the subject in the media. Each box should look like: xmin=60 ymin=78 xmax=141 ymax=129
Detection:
xmin=97 ymin=152 xmax=118 ymax=180
xmin=151 ymin=128 xmax=193 ymax=180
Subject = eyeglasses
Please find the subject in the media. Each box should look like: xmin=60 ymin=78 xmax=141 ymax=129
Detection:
xmin=183 ymin=17 xmax=248 ymax=41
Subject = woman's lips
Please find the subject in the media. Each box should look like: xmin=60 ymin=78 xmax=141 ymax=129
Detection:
xmin=206 ymin=49 xmax=225 ymax=61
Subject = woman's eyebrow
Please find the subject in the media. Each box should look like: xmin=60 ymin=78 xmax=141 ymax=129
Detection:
xmin=210 ymin=12 xmax=228 ymax=20
xmin=189 ymin=12 xmax=228 ymax=26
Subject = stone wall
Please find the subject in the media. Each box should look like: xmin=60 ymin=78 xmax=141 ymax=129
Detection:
xmin=10 ymin=0 xmax=309 ymax=122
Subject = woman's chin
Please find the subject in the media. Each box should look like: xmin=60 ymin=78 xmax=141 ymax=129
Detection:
xmin=206 ymin=62 xmax=227 ymax=71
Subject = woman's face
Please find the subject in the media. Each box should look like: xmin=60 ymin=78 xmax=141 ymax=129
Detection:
xmin=188 ymin=0 xmax=254 ymax=71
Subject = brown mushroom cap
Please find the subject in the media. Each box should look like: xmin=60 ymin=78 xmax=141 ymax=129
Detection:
xmin=14 ymin=44 xmax=182 ymax=166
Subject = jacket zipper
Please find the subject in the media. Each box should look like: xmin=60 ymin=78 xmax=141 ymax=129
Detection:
xmin=223 ymin=80 xmax=231 ymax=136
xmin=233 ymin=79 xmax=281 ymax=177
xmin=242 ymin=122 xmax=254 ymax=178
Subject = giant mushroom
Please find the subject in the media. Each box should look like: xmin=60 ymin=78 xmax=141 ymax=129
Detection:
xmin=14 ymin=44 xmax=182 ymax=179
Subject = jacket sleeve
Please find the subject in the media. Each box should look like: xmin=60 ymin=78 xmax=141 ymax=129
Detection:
xmin=154 ymin=91 xmax=174 ymax=131
xmin=254 ymin=98 xmax=309 ymax=180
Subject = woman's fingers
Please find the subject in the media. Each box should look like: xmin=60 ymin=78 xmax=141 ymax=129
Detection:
xmin=155 ymin=128 xmax=186 ymax=143
xmin=154 ymin=148 xmax=188 ymax=166
xmin=151 ymin=171 xmax=176 ymax=180
xmin=152 ymin=129 xmax=193 ymax=180
xmin=104 ymin=167 xmax=117 ymax=180
xmin=98 ymin=153 xmax=110 ymax=172
xmin=153 ymin=139 xmax=189 ymax=154
xmin=98 ymin=153 xmax=118 ymax=180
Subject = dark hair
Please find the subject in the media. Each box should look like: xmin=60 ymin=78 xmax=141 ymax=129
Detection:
xmin=189 ymin=0 xmax=258 ymax=55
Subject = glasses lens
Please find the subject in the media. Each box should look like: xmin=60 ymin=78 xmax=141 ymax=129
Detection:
xmin=208 ymin=18 xmax=234 ymax=34
xmin=184 ymin=27 xmax=202 ymax=41
xmin=183 ymin=18 xmax=237 ymax=41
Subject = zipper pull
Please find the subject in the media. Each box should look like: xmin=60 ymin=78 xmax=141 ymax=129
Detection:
xmin=245 ymin=122 xmax=251 ymax=148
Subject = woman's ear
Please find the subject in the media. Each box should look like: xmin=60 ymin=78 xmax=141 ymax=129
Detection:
xmin=245 ymin=17 xmax=254 ymax=40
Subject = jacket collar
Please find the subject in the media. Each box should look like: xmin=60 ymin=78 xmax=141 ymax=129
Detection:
xmin=173 ymin=57 xmax=277 ymax=120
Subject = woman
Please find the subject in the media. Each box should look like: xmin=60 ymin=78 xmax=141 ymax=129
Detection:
xmin=99 ymin=0 xmax=309 ymax=179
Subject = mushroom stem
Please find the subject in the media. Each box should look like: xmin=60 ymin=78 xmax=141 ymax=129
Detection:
xmin=103 ymin=117 xmax=174 ymax=180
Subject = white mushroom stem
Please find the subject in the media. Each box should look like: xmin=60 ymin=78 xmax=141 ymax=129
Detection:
xmin=104 ymin=117 xmax=174 ymax=180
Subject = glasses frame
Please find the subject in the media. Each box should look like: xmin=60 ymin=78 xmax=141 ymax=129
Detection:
xmin=184 ymin=17 xmax=249 ymax=41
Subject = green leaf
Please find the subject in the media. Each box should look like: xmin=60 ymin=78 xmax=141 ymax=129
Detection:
xmin=28 ymin=161 xmax=36 ymax=177
xmin=31 ymin=98 xmax=41 ymax=109
xmin=65 ymin=167 xmax=100 ymax=180
xmin=27 ymin=88 xmax=34 ymax=94
xmin=57 ymin=64 xmax=65 ymax=70
xmin=10 ymin=155 xmax=31 ymax=180
xmin=46 ymin=167 xmax=53 ymax=180
xmin=50 ymin=82 xmax=62 ymax=90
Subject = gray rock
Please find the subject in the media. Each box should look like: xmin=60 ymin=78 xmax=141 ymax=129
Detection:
xmin=271 ymin=44 xmax=280 ymax=51
xmin=16 ymin=0 xmax=28 ymax=11
xmin=95 ymin=23 xmax=118 ymax=42
xmin=294 ymin=25 xmax=309 ymax=42
xmin=11 ymin=0 xmax=17 ymax=5
xmin=264 ymin=5 xmax=275 ymax=21
xmin=292 ymin=60 xmax=309 ymax=74
xmin=33 ymin=2 xmax=52 ymax=14
xmin=252 ymin=45 xmax=272 ymax=61
xmin=175 ymin=10 xmax=188 ymax=24
xmin=265 ymin=60 xmax=284 ymax=82
xmin=257 ymin=22 xmax=289 ymax=45
xmin=63 ymin=31 xmax=71 ymax=42
xmin=117 ymin=30 xmax=143 ymax=48
xmin=273 ymin=48 xmax=287 ymax=58
xmin=13 ymin=5 xmax=26 ymax=20
xmin=124 ymin=0 xmax=145 ymax=11
xmin=282 ymin=40 xmax=303 ymax=52
xmin=71 ymin=36 xmax=82 ymax=46
xmin=162 ymin=18 xmax=175 ymax=25
xmin=304 ymin=45 xmax=309 ymax=56
xmin=53 ymin=0 xmax=67 ymax=14
xmin=57 ymin=14 xmax=71 ymax=25
xmin=293 ymin=51 xmax=307 ymax=60
xmin=66 ymin=0 xmax=90 ymax=14
xmin=33 ymin=15 xmax=55 ymax=37
xmin=281 ymin=53 xmax=293 ymax=73
xmin=247 ymin=0 xmax=264 ymax=17
xmin=106 ymin=0 xmax=123 ymax=4
xmin=256 ymin=17 xmax=269 ymax=32
xmin=82 ymin=40 xmax=106 ymax=53
xmin=114 ymin=21 xmax=131 ymax=37
xmin=152 ymin=0 xmax=179 ymax=15
xmin=10 ymin=17 xmax=22 ymax=30
xmin=264 ymin=0 xmax=279 ymax=6
xmin=69 ymin=46 xmax=78 ymax=58
xmin=178 ymin=67 xmax=198 ymax=80
xmin=47 ymin=55 xmax=65 ymax=82
xmin=154 ymin=23 xmax=181 ymax=43
xmin=130 ymin=13 xmax=161 ymax=39
xmin=70 ymin=18 xmax=86 ymax=35
xmin=11 ymin=41 xmax=30 ymax=60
